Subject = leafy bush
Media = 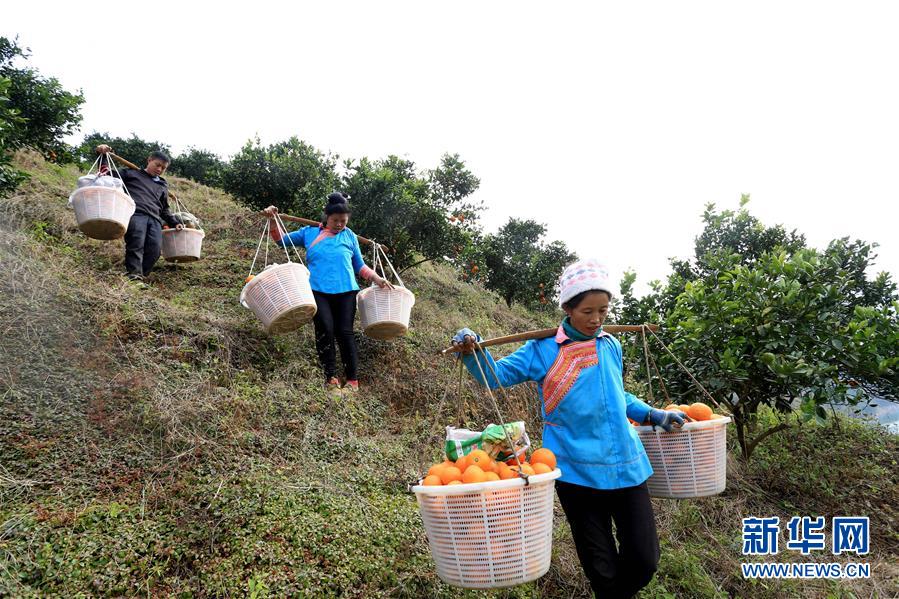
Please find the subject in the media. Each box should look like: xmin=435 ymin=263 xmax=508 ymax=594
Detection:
xmin=0 ymin=37 xmax=83 ymax=163
xmin=0 ymin=76 xmax=28 ymax=195
xmin=341 ymin=153 xmax=482 ymax=270
xmin=471 ymin=218 xmax=576 ymax=309
xmin=221 ymin=136 xmax=337 ymax=218
xmin=167 ymin=146 xmax=227 ymax=187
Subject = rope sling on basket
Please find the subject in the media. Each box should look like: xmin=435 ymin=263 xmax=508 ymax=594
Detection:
xmin=357 ymin=242 xmax=415 ymax=340
xmin=411 ymin=347 xmax=561 ymax=590
xmin=160 ymin=192 xmax=205 ymax=263
xmin=68 ymin=154 xmax=135 ymax=240
xmin=631 ymin=324 xmax=733 ymax=499
xmin=239 ymin=215 xmax=316 ymax=334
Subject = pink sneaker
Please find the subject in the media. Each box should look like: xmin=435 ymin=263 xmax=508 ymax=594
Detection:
xmin=343 ymin=379 xmax=359 ymax=392
xmin=324 ymin=377 xmax=341 ymax=390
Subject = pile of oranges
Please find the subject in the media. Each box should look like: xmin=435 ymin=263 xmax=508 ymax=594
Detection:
xmin=629 ymin=402 xmax=726 ymax=425
xmin=421 ymin=448 xmax=557 ymax=486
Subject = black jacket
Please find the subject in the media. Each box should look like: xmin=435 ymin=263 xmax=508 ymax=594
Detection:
xmin=116 ymin=168 xmax=180 ymax=226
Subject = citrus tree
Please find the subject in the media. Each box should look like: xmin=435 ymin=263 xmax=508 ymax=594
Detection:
xmin=472 ymin=218 xmax=576 ymax=309
xmin=621 ymin=200 xmax=899 ymax=460
xmin=1 ymin=36 xmax=83 ymax=164
xmin=221 ymin=136 xmax=338 ymax=218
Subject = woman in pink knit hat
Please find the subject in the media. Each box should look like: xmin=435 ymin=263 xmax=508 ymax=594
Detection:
xmin=452 ymin=259 xmax=684 ymax=599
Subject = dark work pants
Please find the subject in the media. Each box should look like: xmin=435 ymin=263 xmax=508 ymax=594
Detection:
xmin=124 ymin=213 xmax=162 ymax=277
xmin=556 ymin=481 xmax=660 ymax=599
xmin=312 ymin=290 xmax=358 ymax=381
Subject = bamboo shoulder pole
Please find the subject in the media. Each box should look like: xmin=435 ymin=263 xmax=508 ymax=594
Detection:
xmin=258 ymin=211 xmax=387 ymax=251
xmin=440 ymin=324 xmax=659 ymax=354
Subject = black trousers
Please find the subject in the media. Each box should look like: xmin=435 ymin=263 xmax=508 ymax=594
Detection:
xmin=556 ymin=480 xmax=660 ymax=599
xmin=124 ymin=213 xmax=162 ymax=277
xmin=312 ymin=290 xmax=358 ymax=381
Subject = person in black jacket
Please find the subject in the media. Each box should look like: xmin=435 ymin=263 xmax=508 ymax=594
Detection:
xmin=95 ymin=144 xmax=182 ymax=281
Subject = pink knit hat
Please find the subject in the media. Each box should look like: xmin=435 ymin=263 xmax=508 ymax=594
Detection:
xmin=558 ymin=259 xmax=614 ymax=307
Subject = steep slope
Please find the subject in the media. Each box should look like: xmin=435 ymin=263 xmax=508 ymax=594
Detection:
xmin=1 ymin=152 xmax=895 ymax=598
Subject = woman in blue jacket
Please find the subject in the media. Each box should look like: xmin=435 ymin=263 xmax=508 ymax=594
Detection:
xmin=264 ymin=193 xmax=391 ymax=391
xmin=452 ymin=259 xmax=684 ymax=599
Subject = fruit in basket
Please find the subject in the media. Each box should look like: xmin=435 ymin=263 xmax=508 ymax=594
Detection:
xmin=532 ymin=462 xmax=553 ymax=475
xmin=498 ymin=464 xmax=516 ymax=480
xmin=423 ymin=474 xmax=442 ymax=486
xmin=687 ymin=402 xmax=713 ymax=421
xmin=710 ymin=413 xmax=725 ymax=420
xmin=484 ymin=472 xmax=501 ymax=481
xmin=245 ymin=275 xmax=255 ymax=283
xmin=510 ymin=463 xmax=536 ymax=476
xmin=530 ymin=448 xmax=557 ymax=470
xmin=466 ymin=449 xmax=492 ymax=471
xmin=447 ymin=480 xmax=462 ymax=485
xmin=462 ymin=465 xmax=487 ymax=484
xmin=439 ymin=466 xmax=463 ymax=485
xmin=663 ymin=404 xmax=688 ymax=413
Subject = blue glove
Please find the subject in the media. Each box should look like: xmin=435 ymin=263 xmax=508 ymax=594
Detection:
xmin=452 ymin=328 xmax=481 ymax=345
xmin=647 ymin=408 xmax=686 ymax=432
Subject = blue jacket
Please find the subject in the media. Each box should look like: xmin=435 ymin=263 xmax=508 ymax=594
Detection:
xmin=462 ymin=326 xmax=654 ymax=490
xmin=277 ymin=226 xmax=367 ymax=294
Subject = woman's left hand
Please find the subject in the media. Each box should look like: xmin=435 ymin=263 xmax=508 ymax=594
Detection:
xmin=374 ymin=276 xmax=395 ymax=289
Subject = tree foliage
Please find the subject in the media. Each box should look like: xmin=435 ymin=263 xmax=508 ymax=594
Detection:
xmin=472 ymin=218 xmax=577 ymax=309
xmin=0 ymin=77 xmax=28 ymax=196
xmin=167 ymin=146 xmax=227 ymax=187
xmin=340 ymin=153 xmax=482 ymax=270
xmin=0 ymin=37 xmax=84 ymax=163
xmin=221 ymin=136 xmax=337 ymax=219
xmin=77 ymin=131 xmax=173 ymax=168
xmin=621 ymin=199 xmax=898 ymax=459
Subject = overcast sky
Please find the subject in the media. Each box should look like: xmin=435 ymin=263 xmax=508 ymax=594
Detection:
xmin=7 ymin=1 xmax=899 ymax=295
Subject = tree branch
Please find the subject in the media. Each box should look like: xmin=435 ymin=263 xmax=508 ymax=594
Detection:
xmin=744 ymin=422 xmax=792 ymax=459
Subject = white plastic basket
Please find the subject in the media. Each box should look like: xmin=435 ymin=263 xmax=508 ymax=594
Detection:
xmin=411 ymin=468 xmax=561 ymax=589
xmin=635 ymin=417 xmax=731 ymax=498
xmin=69 ymin=186 xmax=135 ymax=240
xmin=161 ymin=227 xmax=205 ymax=263
xmin=240 ymin=262 xmax=317 ymax=334
xmin=357 ymin=285 xmax=415 ymax=339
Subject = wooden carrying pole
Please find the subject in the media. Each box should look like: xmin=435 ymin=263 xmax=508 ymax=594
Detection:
xmin=109 ymin=152 xmax=387 ymax=251
xmin=259 ymin=211 xmax=386 ymax=251
xmin=440 ymin=324 xmax=660 ymax=354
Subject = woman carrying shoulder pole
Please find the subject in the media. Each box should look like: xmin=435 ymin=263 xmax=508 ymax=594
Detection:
xmin=263 ymin=192 xmax=392 ymax=392
xmin=451 ymin=259 xmax=684 ymax=599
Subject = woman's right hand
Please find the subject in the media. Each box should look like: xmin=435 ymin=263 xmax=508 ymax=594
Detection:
xmin=263 ymin=205 xmax=279 ymax=218
xmin=451 ymin=328 xmax=481 ymax=354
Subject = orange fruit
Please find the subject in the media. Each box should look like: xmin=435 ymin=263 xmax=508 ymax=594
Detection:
xmin=462 ymin=465 xmax=487 ymax=484
xmin=710 ymin=413 xmax=725 ymax=420
xmin=484 ymin=472 xmax=501 ymax=482
xmin=244 ymin=275 xmax=255 ymax=283
xmin=427 ymin=463 xmax=446 ymax=478
xmin=532 ymin=462 xmax=553 ymax=475
xmin=530 ymin=448 xmax=557 ymax=470
xmin=439 ymin=466 xmax=463 ymax=485
xmin=498 ymin=465 xmax=517 ymax=480
xmin=467 ymin=449 xmax=492 ymax=471
xmin=455 ymin=455 xmax=470 ymax=472
xmin=447 ymin=480 xmax=463 ymax=485
xmin=664 ymin=404 xmax=687 ymax=413
xmin=510 ymin=464 xmax=536 ymax=476
xmin=687 ymin=402 xmax=713 ymax=421
xmin=423 ymin=474 xmax=442 ymax=486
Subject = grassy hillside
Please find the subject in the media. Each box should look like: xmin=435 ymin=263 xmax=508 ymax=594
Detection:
xmin=1 ymin=152 xmax=896 ymax=598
